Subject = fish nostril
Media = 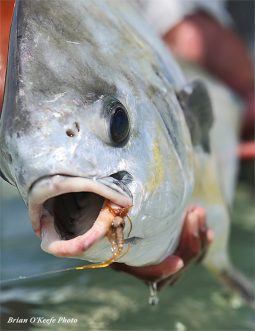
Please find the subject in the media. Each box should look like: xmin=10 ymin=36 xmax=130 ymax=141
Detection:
xmin=66 ymin=129 xmax=75 ymax=137
xmin=74 ymin=122 xmax=80 ymax=132
xmin=66 ymin=122 xmax=80 ymax=137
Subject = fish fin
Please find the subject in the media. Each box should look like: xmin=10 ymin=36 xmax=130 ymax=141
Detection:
xmin=176 ymin=80 xmax=214 ymax=153
xmin=207 ymin=262 xmax=255 ymax=308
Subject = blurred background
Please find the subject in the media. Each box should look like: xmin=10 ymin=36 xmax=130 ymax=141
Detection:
xmin=0 ymin=0 xmax=254 ymax=330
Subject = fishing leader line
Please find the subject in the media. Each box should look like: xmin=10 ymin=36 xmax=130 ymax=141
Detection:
xmin=1 ymin=215 xmax=133 ymax=286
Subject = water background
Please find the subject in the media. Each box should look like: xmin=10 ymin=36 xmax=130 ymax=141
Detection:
xmin=0 ymin=178 xmax=254 ymax=331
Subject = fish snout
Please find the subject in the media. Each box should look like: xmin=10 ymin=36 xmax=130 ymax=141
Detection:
xmin=28 ymin=174 xmax=133 ymax=260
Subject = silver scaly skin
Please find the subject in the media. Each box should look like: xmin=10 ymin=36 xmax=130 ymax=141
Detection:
xmin=0 ymin=0 xmax=239 ymax=283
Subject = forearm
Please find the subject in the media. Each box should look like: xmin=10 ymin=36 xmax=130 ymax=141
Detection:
xmin=163 ymin=11 xmax=254 ymax=99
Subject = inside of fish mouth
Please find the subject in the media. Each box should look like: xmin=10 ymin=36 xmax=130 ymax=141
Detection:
xmin=43 ymin=191 xmax=105 ymax=240
xmin=42 ymin=171 xmax=132 ymax=240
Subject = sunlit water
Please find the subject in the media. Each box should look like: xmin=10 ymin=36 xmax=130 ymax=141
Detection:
xmin=0 ymin=182 xmax=254 ymax=331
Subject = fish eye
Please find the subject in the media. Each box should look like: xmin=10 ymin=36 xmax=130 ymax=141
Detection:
xmin=109 ymin=101 xmax=130 ymax=146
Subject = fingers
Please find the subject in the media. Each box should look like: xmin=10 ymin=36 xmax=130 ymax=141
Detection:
xmin=177 ymin=208 xmax=201 ymax=263
xmin=207 ymin=229 xmax=214 ymax=244
xmin=197 ymin=207 xmax=207 ymax=256
xmin=111 ymin=205 xmax=213 ymax=287
xmin=111 ymin=255 xmax=184 ymax=283
xmin=177 ymin=206 xmax=213 ymax=264
xmin=160 ymin=255 xmax=184 ymax=279
xmin=189 ymin=210 xmax=202 ymax=256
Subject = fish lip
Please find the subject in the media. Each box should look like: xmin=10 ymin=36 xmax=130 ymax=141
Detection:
xmin=28 ymin=174 xmax=133 ymax=238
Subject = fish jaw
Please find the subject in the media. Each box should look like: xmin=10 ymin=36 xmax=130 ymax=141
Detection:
xmin=28 ymin=175 xmax=132 ymax=258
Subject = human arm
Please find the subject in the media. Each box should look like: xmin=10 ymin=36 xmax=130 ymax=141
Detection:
xmin=163 ymin=11 xmax=255 ymax=136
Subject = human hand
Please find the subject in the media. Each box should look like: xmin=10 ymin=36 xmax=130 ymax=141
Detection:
xmin=111 ymin=206 xmax=213 ymax=290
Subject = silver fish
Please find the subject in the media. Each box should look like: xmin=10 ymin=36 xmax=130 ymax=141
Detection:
xmin=0 ymin=0 xmax=253 ymax=302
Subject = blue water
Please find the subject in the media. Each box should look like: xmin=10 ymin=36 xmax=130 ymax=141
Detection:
xmin=0 ymin=184 xmax=254 ymax=331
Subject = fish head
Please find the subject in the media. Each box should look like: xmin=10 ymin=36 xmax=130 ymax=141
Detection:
xmin=0 ymin=0 xmax=194 ymax=266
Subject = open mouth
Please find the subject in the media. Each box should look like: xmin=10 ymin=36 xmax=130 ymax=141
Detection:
xmin=44 ymin=191 xmax=105 ymax=240
xmin=28 ymin=173 xmax=133 ymax=258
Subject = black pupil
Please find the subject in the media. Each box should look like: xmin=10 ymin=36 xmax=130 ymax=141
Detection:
xmin=110 ymin=107 xmax=129 ymax=145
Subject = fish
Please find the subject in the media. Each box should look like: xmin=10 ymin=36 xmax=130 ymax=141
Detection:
xmin=0 ymin=0 xmax=253 ymax=304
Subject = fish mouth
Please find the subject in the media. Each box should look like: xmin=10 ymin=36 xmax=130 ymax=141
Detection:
xmin=28 ymin=173 xmax=133 ymax=257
